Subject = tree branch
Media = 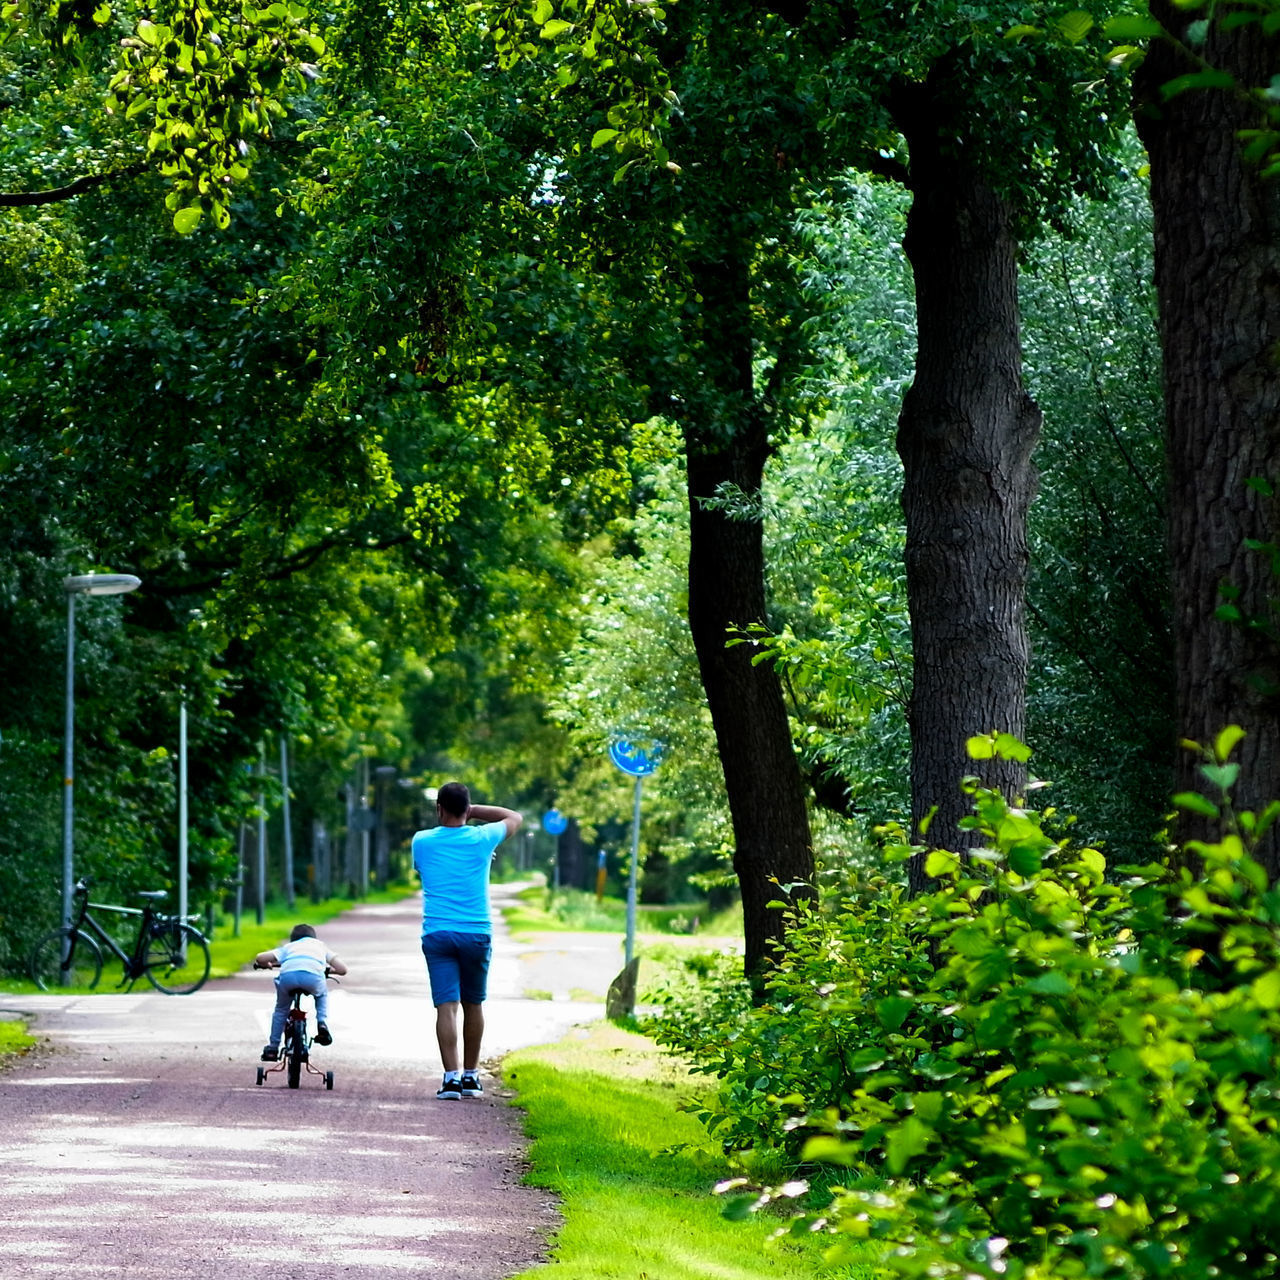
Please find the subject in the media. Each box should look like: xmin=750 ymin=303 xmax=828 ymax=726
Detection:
xmin=0 ymin=164 xmax=146 ymax=207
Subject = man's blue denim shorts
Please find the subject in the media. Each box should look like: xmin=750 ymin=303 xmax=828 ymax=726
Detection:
xmin=421 ymin=930 xmax=492 ymax=1006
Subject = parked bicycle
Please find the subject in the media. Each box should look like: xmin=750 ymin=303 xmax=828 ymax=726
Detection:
xmin=29 ymin=877 xmax=211 ymax=995
xmin=254 ymin=963 xmax=335 ymax=1090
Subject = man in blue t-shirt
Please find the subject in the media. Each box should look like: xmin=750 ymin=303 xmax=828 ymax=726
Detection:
xmin=412 ymin=780 xmax=522 ymax=1101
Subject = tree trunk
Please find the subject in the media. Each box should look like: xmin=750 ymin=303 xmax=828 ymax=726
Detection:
xmin=683 ymin=253 xmax=816 ymax=980
xmin=892 ymin=85 xmax=1041 ymax=891
xmin=1136 ymin=6 xmax=1280 ymax=874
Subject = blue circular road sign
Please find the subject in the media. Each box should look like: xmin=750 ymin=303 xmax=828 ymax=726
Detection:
xmin=543 ymin=808 xmax=568 ymax=835
xmin=608 ymin=738 xmax=664 ymax=778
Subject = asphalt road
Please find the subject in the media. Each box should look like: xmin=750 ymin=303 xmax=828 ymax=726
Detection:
xmin=0 ymin=884 xmax=623 ymax=1280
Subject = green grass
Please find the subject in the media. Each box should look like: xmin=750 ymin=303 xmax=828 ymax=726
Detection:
xmin=0 ymin=884 xmax=416 ymax=993
xmin=502 ymin=1022 xmax=870 ymax=1280
xmin=504 ymin=885 xmax=743 ymax=940
xmin=206 ymin=882 xmax=415 ymax=978
xmin=0 ymin=1017 xmax=37 ymax=1058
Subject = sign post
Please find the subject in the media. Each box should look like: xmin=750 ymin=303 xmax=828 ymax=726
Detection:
xmin=608 ymin=739 xmax=663 ymax=969
xmin=543 ymin=809 xmax=568 ymax=893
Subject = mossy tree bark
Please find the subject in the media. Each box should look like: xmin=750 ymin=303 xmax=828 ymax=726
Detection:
xmin=682 ymin=252 xmax=816 ymax=979
xmin=892 ymin=78 xmax=1041 ymax=891
xmin=1137 ymin=5 xmax=1280 ymax=873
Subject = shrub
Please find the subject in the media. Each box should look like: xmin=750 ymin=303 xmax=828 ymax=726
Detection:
xmin=654 ymin=730 xmax=1280 ymax=1279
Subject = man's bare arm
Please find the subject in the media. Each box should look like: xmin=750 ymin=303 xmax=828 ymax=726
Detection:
xmin=468 ymin=804 xmax=523 ymax=840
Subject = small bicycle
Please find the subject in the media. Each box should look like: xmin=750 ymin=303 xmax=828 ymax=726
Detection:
xmin=254 ymin=964 xmax=335 ymax=1091
xmin=29 ymin=877 xmax=211 ymax=995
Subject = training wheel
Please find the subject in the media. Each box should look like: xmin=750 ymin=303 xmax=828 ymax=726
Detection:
xmin=325 ymin=1071 xmax=334 ymax=1090
xmin=255 ymin=1067 xmax=266 ymax=1086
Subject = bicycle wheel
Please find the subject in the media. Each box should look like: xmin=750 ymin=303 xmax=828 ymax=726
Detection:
xmin=29 ymin=929 xmax=103 ymax=992
xmin=143 ymin=922 xmax=211 ymax=995
xmin=286 ymin=1026 xmax=303 ymax=1089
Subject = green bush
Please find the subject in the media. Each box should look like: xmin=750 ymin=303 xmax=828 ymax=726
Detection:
xmin=651 ymin=730 xmax=1280 ymax=1279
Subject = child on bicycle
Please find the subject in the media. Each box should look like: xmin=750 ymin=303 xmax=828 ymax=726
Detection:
xmin=255 ymin=924 xmax=348 ymax=1062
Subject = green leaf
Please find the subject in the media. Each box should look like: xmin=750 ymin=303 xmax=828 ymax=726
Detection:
xmin=541 ymin=18 xmax=574 ymax=38
xmin=801 ymin=1135 xmax=858 ymax=1166
xmin=591 ymin=128 xmax=620 ymax=149
xmin=1105 ymin=44 xmax=1145 ymax=68
xmin=1253 ymin=969 xmax=1280 ymax=1009
xmin=924 ymin=849 xmax=961 ymax=878
xmin=1104 ymin=14 xmax=1164 ymax=39
xmin=1056 ymin=10 xmax=1095 ymax=43
xmin=172 ymin=206 xmax=203 ymax=234
xmin=1214 ymin=725 xmax=1246 ymax=763
xmin=994 ymin=732 xmax=1032 ymax=763
xmin=612 ymin=158 xmax=640 ymax=185
xmin=1028 ymin=971 xmax=1074 ymax=996
xmin=917 ymin=804 xmax=937 ymax=838
xmin=1172 ymin=791 xmax=1220 ymax=819
xmin=914 ymin=1091 xmax=943 ymax=1122
xmin=1003 ymin=23 xmax=1042 ymax=40
xmin=850 ymin=1048 xmax=887 ymax=1071
xmin=1161 ymin=68 xmax=1236 ymax=100
xmin=1180 ymin=884 xmax=1218 ymax=916
xmin=886 ymin=1116 xmax=932 ymax=1174
xmin=1076 ymin=846 xmax=1107 ymax=880
xmin=876 ymin=996 xmax=913 ymax=1032
xmin=966 ymin=734 xmax=995 ymax=760
xmin=1201 ymin=762 xmax=1240 ymax=791
xmin=1008 ymin=844 xmax=1043 ymax=876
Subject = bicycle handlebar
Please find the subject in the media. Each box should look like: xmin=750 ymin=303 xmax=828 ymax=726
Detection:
xmin=252 ymin=961 xmax=338 ymax=981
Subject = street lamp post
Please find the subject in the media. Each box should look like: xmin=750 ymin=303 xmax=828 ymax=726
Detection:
xmin=374 ymin=764 xmax=396 ymax=889
xmin=61 ymin=573 xmax=141 ymax=936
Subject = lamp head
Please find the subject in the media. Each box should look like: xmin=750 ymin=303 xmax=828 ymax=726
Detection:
xmin=64 ymin=573 xmax=142 ymax=596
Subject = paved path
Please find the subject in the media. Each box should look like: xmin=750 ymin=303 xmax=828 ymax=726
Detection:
xmin=0 ymin=885 xmax=620 ymax=1280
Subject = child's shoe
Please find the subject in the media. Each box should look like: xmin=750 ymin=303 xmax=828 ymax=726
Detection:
xmin=261 ymin=1045 xmax=279 ymax=1062
xmin=315 ymin=1023 xmax=333 ymax=1046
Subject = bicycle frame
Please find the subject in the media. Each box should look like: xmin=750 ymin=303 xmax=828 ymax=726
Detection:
xmin=33 ymin=877 xmax=210 ymax=995
xmin=78 ymin=901 xmax=162 ymax=977
xmin=65 ymin=886 xmax=167 ymax=984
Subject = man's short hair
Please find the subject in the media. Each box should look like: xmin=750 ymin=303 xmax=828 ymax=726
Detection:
xmin=290 ymin=923 xmax=317 ymax=941
xmin=437 ymin=781 xmax=470 ymax=818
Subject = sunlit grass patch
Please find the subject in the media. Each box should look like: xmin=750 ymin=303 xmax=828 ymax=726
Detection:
xmin=206 ymin=882 xmax=415 ymax=978
xmin=504 ymin=885 xmax=742 ymax=940
xmin=0 ymin=1016 xmax=37 ymax=1058
xmin=502 ymin=1022 xmax=870 ymax=1280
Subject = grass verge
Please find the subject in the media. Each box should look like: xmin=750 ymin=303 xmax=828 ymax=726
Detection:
xmin=206 ymin=882 xmax=417 ymax=978
xmin=502 ymin=1021 xmax=870 ymax=1280
xmin=505 ymin=885 xmax=742 ymax=939
xmin=0 ymin=1017 xmax=37 ymax=1059
xmin=0 ymin=884 xmax=417 ymax=993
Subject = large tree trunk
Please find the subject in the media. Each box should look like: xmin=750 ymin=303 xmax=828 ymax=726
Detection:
xmin=683 ymin=253 xmax=816 ymax=980
xmin=1136 ymin=6 xmax=1280 ymax=874
xmin=892 ymin=85 xmax=1041 ymax=891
